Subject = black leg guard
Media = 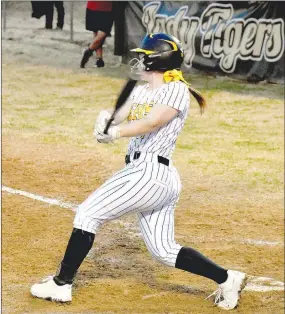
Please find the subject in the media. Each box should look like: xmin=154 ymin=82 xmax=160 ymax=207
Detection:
xmin=175 ymin=247 xmax=228 ymax=284
xmin=54 ymin=228 xmax=95 ymax=285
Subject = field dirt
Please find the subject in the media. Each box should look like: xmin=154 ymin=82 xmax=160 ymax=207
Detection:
xmin=2 ymin=2 xmax=284 ymax=314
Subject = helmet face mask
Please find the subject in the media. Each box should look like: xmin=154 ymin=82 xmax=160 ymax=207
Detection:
xmin=130 ymin=33 xmax=184 ymax=73
xmin=129 ymin=54 xmax=146 ymax=78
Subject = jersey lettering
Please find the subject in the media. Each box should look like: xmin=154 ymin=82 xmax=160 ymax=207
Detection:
xmin=127 ymin=102 xmax=154 ymax=121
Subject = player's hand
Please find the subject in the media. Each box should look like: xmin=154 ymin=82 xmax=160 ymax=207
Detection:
xmin=94 ymin=125 xmax=120 ymax=144
xmin=95 ymin=110 xmax=111 ymax=131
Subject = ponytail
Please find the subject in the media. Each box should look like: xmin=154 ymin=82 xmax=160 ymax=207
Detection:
xmin=188 ymin=85 xmax=207 ymax=115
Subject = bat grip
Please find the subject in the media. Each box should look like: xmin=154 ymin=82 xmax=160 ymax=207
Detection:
xmin=104 ymin=118 xmax=114 ymax=134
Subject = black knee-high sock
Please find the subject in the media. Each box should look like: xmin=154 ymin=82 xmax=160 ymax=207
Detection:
xmin=175 ymin=247 xmax=228 ymax=284
xmin=54 ymin=228 xmax=95 ymax=285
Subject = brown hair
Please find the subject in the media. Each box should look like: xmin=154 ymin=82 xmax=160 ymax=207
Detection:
xmin=188 ymin=86 xmax=207 ymax=114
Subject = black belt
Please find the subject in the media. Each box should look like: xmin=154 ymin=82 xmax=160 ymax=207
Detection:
xmin=125 ymin=152 xmax=169 ymax=166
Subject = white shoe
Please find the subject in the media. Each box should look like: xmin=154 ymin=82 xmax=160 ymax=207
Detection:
xmin=206 ymin=270 xmax=247 ymax=310
xmin=30 ymin=276 xmax=72 ymax=302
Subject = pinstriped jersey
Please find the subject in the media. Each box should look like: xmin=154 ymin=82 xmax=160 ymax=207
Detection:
xmin=127 ymin=81 xmax=190 ymax=159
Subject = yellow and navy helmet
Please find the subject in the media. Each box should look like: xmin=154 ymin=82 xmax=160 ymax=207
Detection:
xmin=131 ymin=33 xmax=184 ymax=72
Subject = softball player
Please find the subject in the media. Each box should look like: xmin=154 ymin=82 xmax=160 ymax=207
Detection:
xmin=31 ymin=33 xmax=247 ymax=310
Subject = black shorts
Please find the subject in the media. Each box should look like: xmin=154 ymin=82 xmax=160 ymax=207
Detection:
xmin=85 ymin=9 xmax=114 ymax=36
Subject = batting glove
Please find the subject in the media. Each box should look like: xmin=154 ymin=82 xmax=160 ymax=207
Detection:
xmin=95 ymin=125 xmax=120 ymax=144
xmin=95 ymin=110 xmax=112 ymax=131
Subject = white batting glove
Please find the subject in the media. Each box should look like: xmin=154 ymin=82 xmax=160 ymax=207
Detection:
xmin=94 ymin=119 xmax=106 ymax=135
xmin=95 ymin=125 xmax=120 ymax=144
xmin=95 ymin=110 xmax=112 ymax=132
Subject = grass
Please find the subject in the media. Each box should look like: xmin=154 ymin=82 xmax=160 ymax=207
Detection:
xmin=3 ymin=62 xmax=283 ymax=194
xmin=3 ymin=63 xmax=283 ymax=196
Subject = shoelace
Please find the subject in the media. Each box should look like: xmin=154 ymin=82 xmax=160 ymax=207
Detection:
xmin=206 ymin=288 xmax=223 ymax=304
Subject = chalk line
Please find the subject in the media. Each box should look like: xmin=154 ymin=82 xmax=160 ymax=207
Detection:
xmin=2 ymin=186 xmax=77 ymax=211
xmin=2 ymin=185 xmax=284 ymax=293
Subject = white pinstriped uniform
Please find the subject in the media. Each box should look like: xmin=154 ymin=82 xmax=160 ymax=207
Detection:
xmin=74 ymin=81 xmax=190 ymax=267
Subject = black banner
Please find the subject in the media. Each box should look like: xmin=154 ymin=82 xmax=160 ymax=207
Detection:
xmin=122 ymin=1 xmax=284 ymax=83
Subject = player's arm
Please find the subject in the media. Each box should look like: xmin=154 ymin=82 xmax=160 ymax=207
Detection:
xmin=119 ymin=103 xmax=178 ymax=137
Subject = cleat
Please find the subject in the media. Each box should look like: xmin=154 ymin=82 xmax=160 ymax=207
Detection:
xmin=206 ymin=270 xmax=247 ymax=310
xmin=30 ymin=275 xmax=72 ymax=302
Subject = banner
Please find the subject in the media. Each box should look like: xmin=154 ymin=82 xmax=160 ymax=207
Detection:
xmin=123 ymin=1 xmax=284 ymax=83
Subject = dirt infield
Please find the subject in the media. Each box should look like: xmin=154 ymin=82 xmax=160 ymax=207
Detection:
xmin=2 ymin=2 xmax=284 ymax=314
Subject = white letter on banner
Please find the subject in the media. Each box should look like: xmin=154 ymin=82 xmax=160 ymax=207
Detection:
xmin=220 ymin=21 xmax=243 ymax=72
xmin=165 ymin=6 xmax=189 ymax=39
xmin=212 ymin=21 xmax=226 ymax=56
xmin=142 ymin=2 xmax=160 ymax=34
xmin=183 ymin=19 xmax=200 ymax=67
xmin=240 ymin=20 xmax=258 ymax=57
xmin=252 ymin=22 xmax=272 ymax=57
xmin=200 ymin=3 xmax=233 ymax=57
xmin=153 ymin=16 xmax=166 ymax=33
xmin=265 ymin=19 xmax=284 ymax=61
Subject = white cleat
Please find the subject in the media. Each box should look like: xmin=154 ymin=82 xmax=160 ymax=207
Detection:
xmin=30 ymin=276 xmax=72 ymax=302
xmin=206 ymin=270 xmax=247 ymax=310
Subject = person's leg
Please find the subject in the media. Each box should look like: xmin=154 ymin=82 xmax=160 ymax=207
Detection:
xmin=54 ymin=1 xmax=64 ymax=29
xmin=30 ymin=228 xmax=94 ymax=302
xmin=45 ymin=1 xmax=54 ymax=29
xmin=175 ymin=247 xmax=228 ymax=284
xmin=96 ymin=47 xmax=103 ymax=59
xmin=137 ymin=205 xmax=181 ymax=267
xmin=93 ymin=9 xmax=114 ymax=67
xmin=31 ymin=161 xmax=158 ymax=301
xmin=95 ymin=47 xmax=104 ymax=67
xmin=54 ymin=228 xmax=95 ymax=285
xmin=89 ymin=30 xmax=107 ymax=51
xmin=138 ymin=203 xmax=247 ymax=309
xmin=96 ymin=47 xmax=105 ymax=68
xmin=80 ymin=31 xmax=107 ymax=68
xmin=138 ymin=204 xmax=228 ymax=283
xmin=92 ymin=32 xmax=104 ymax=66
xmin=81 ymin=9 xmax=95 ymax=68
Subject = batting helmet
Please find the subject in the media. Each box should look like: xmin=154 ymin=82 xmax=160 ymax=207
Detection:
xmin=130 ymin=33 xmax=184 ymax=72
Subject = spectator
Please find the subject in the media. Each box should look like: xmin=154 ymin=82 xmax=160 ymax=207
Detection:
xmin=80 ymin=1 xmax=114 ymax=68
xmin=31 ymin=1 xmax=65 ymax=30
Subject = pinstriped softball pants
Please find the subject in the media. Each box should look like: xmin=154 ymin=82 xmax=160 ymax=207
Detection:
xmin=73 ymin=154 xmax=182 ymax=267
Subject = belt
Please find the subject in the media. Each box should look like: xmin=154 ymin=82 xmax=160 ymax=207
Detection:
xmin=125 ymin=152 xmax=169 ymax=166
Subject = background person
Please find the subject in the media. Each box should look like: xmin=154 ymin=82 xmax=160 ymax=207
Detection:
xmin=31 ymin=1 xmax=65 ymax=30
xmin=80 ymin=1 xmax=114 ymax=68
